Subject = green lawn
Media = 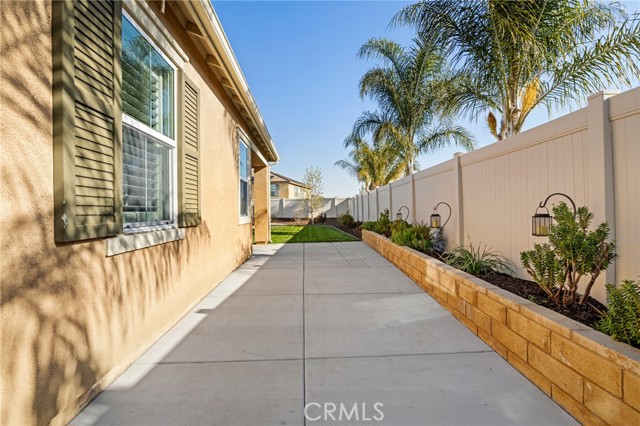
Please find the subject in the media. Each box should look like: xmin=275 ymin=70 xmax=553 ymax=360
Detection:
xmin=271 ymin=224 xmax=358 ymax=244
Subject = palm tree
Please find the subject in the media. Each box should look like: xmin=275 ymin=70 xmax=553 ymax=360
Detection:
xmin=335 ymin=134 xmax=405 ymax=190
xmin=354 ymin=36 xmax=474 ymax=176
xmin=394 ymin=0 xmax=640 ymax=140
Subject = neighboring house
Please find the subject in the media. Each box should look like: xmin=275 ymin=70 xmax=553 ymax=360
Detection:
xmin=270 ymin=171 xmax=308 ymax=199
xmin=1 ymin=1 xmax=278 ymax=425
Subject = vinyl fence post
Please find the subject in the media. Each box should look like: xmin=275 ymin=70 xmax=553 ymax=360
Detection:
xmin=587 ymin=90 xmax=617 ymax=299
xmin=453 ymin=153 xmax=464 ymax=247
xmin=410 ymin=174 xmax=416 ymax=224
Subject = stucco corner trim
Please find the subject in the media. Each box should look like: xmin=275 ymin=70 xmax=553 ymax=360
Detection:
xmin=107 ymin=228 xmax=185 ymax=256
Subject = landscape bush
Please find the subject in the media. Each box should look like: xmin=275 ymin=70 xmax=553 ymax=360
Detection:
xmin=391 ymin=226 xmax=416 ymax=247
xmin=339 ymin=212 xmax=355 ymax=227
xmin=521 ymin=203 xmax=617 ymax=307
xmin=444 ymin=238 xmax=513 ymax=276
xmin=596 ymin=280 xmax=640 ymax=348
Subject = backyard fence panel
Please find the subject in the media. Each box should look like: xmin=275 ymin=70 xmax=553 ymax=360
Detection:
xmin=610 ymin=87 xmax=640 ymax=285
xmin=347 ymin=89 xmax=640 ymax=303
xmin=335 ymin=198 xmax=350 ymax=217
xmin=270 ymin=199 xmax=280 ymax=218
xmin=460 ymin=111 xmax=592 ymax=295
xmin=377 ymin=186 xmax=390 ymax=218
xmin=389 ymin=176 xmax=412 ymax=221
xmin=413 ymin=161 xmax=457 ymax=247
xmin=270 ymin=197 xmax=358 ymax=219
xmin=369 ymin=190 xmax=378 ymax=221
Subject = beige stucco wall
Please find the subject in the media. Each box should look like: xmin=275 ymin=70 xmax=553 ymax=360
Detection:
xmin=0 ymin=1 xmax=262 ymax=425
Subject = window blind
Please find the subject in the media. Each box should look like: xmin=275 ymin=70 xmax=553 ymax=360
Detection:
xmin=123 ymin=125 xmax=171 ymax=226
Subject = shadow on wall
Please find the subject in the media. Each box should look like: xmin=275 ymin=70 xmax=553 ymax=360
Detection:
xmin=0 ymin=2 xmax=223 ymax=425
xmin=1 ymin=163 xmax=213 ymax=425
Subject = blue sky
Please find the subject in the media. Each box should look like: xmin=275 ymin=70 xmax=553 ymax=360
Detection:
xmin=213 ymin=0 xmax=640 ymax=197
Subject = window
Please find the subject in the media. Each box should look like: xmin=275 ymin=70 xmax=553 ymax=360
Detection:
xmin=52 ymin=2 xmax=200 ymax=243
xmin=270 ymin=183 xmax=279 ymax=198
xmin=239 ymin=140 xmax=251 ymax=219
xmin=122 ymin=15 xmax=176 ymax=229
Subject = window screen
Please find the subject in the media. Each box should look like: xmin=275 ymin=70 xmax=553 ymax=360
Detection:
xmin=122 ymin=16 xmax=174 ymax=139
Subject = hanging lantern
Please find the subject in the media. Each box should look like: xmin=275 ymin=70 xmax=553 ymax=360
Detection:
xmin=430 ymin=202 xmax=451 ymax=229
xmin=532 ymin=207 xmax=552 ymax=236
xmin=430 ymin=212 xmax=442 ymax=228
xmin=396 ymin=206 xmax=409 ymax=222
xmin=531 ymin=193 xmax=576 ymax=237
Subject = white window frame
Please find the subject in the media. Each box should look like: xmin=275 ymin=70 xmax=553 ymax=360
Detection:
xmin=121 ymin=11 xmax=179 ymax=234
xmin=239 ymin=138 xmax=251 ymax=225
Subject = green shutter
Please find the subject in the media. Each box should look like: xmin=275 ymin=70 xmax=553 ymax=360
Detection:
xmin=52 ymin=0 xmax=123 ymax=242
xmin=178 ymin=75 xmax=201 ymax=227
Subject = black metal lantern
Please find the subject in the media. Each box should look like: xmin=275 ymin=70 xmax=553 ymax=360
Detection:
xmin=396 ymin=206 xmax=409 ymax=221
xmin=531 ymin=192 xmax=577 ymax=237
xmin=430 ymin=202 xmax=451 ymax=229
xmin=532 ymin=207 xmax=553 ymax=236
xmin=430 ymin=212 xmax=441 ymax=228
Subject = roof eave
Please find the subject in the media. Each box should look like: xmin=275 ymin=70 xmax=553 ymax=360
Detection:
xmin=177 ymin=0 xmax=279 ymax=163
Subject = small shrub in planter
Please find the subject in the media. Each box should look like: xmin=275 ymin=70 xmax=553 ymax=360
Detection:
xmin=374 ymin=212 xmax=392 ymax=237
xmin=520 ymin=203 xmax=617 ymax=307
xmin=596 ymin=280 xmax=640 ymax=348
xmin=390 ymin=219 xmax=410 ymax=234
xmin=360 ymin=221 xmax=377 ymax=231
xmin=390 ymin=222 xmax=433 ymax=254
xmin=391 ymin=226 xmax=416 ymax=246
xmin=339 ymin=212 xmax=355 ymax=227
xmin=444 ymin=238 xmax=513 ymax=276
xmin=316 ymin=212 xmax=327 ymax=223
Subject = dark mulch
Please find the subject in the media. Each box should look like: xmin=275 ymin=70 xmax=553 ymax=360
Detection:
xmin=478 ymin=272 xmax=606 ymax=328
xmin=324 ymin=218 xmax=362 ymax=240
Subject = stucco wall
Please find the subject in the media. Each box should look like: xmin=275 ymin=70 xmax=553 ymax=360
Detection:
xmin=1 ymin=1 xmax=257 ymax=425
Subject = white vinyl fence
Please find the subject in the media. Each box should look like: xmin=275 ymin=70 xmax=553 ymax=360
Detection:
xmin=348 ymin=89 xmax=640 ymax=303
xmin=271 ymin=197 xmax=350 ymax=220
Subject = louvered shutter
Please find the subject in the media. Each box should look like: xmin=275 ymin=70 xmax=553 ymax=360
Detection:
xmin=52 ymin=0 xmax=123 ymax=242
xmin=178 ymin=75 xmax=201 ymax=227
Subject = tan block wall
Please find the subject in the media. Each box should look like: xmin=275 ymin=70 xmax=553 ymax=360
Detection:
xmin=1 ymin=1 xmax=258 ymax=425
xmin=363 ymin=230 xmax=640 ymax=426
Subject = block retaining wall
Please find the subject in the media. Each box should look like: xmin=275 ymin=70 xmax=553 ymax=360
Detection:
xmin=363 ymin=230 xmax=640 ymax=426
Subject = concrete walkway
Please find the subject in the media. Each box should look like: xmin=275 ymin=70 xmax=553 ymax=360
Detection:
xmin=72 ymin=242 xmax=577 ymax=426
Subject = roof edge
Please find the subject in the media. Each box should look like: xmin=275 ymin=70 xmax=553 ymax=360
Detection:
xmin=190 ymin=0 xmax=279 ymax=162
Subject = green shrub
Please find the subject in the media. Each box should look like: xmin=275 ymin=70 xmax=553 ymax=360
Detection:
xmin=360 ymin=221 xmax=377 ymax=231
xmin=444 ymin=239 xmax=513 ymax=276
xmin=339 ymin=212 xmax=355 ymax=227
xmin=389 ymin=221 xmax=433 ymax=254
xmin=391 ymin=227 xmax=416 ymax=246
xmin=596 ymin=280 xmax=640 ymax=348
xmin=374 ymin=213 xmax=392 ymax=237
xmin=521 ymin=203 xmax=617 ymax=307
xmin=390 ymin=219 xmax=410 ymax=234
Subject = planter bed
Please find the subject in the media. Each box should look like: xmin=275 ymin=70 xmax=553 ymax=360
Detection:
xmin=362 ymin=229 xmax=640 ymax=426
xmin=477 ymin=272 xmax=607 ymax=328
